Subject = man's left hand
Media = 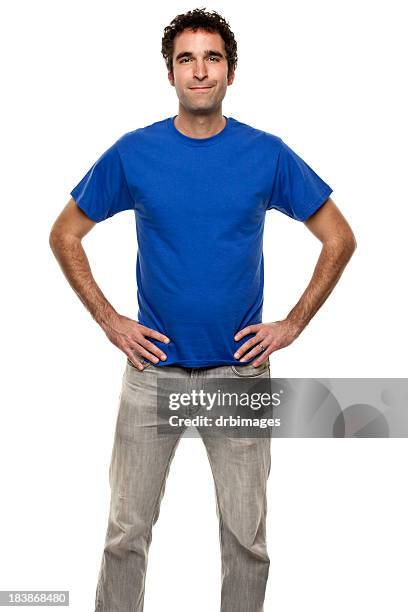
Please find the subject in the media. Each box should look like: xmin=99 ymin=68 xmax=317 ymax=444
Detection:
xmin=233 ymin=320 xmax=302 ymax=366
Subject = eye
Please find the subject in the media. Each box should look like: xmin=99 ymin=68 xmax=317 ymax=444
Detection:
xmin=179 ymin=56 xmax=220 ymax=63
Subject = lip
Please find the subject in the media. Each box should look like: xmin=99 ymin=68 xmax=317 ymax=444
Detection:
xmin=190 ymin=86 xmax=214 ymax=91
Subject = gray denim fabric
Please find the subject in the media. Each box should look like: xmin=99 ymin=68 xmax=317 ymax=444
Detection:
xmin=95 ymin=357 xmax=272 ymax=612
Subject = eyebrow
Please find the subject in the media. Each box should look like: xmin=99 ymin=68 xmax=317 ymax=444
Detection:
xmin=175 ymin=49 xmax=225 ymax=62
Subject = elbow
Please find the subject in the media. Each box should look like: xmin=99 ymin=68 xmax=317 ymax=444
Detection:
xmin=325 ymin=230 xmax=357 ymax=260
xmin=338 ymin=225 xmax=357 ymax=255
xmin=341 ymin=231 xmax=357 ymax=262
xmin=49 ymin=224 xmax=60 ymax=254
xmin=348 ymin=230 xmax=357 ymax=255
xmin=49 ymin=224 xmax=82 ymax=258
xmin=49 ymin=224 xmax=68 ymax=256
xmin=49 ymin=226 xmax=56 ymax=252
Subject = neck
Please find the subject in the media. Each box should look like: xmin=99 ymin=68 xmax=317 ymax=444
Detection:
xmin=174 ymin=110 xmax=226 ymax=139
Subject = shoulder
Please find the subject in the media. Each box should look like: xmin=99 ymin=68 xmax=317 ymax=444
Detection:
xmin=230 ymin=117 xmax=283 ymax=152
xmin=115 ymin=117 xmax=169 ymax=153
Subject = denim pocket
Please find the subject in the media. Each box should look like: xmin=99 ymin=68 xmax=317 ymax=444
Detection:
xmin=230 ymin=359 xmax=270 ymax=377
xmin=127 ymin=356 xmax=154 ymax=370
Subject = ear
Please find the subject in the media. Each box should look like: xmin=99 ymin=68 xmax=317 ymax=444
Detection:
xmin=227 ymin=69 xmax=235 ymax=86
xmin=168 ymin=70 xmax=175 ymax=87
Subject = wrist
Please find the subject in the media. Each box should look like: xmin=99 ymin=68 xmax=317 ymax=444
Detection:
xmin=94 ymin=306 xmax=120 ymax=331
xmin=285 ymin=315 xmax=306 ymax=338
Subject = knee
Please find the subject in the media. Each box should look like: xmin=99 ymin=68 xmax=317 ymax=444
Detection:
xmin=105 ymin=512 xmax=152 ymax=558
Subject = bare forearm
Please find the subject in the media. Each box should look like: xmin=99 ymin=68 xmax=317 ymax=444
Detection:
xmin=286 ymin=237 xmax=356 ymax=333
xmin=49 ymin=233 xmax=118 ymax=329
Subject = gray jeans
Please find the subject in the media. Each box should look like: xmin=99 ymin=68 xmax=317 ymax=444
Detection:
xmin=95 ymin=357 xmax=272 ymax=612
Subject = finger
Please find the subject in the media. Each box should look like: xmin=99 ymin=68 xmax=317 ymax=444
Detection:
xmin=128 ymin=345 xmax=159 ymax=366
xmin=234 ymin=336 xmax=261 ymax=360
xmin=141 ymin=326 xmax=171 ymax=344
xmin=136 ymin=340 xmax=168 ymax=362
xmin=252 ymin=351 xmax=271 ymax=367
xmin=234 ymin=324 xmax=260 ymax=341
xmin=245 ymin=345 xmax=270 ymax=365
xmin=125 ymin=351 xmax=145 ymax=370
xmin=252 ymin=347 xmax=274 ymax=368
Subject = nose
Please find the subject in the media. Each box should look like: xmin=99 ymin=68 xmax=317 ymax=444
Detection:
xmin=193 ymin=58 xmax=208 ymax=80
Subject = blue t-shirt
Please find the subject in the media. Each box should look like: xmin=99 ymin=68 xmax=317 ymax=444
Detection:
xmin=70 ymin=115 xmax=333 ymax=368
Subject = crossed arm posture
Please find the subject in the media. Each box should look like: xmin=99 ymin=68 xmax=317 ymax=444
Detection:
xmin=49 ymin=196 xmax=356 ymax=369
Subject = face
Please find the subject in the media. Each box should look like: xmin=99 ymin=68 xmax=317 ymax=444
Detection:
xmin=168 ymin=28 xmax=235 ymax=114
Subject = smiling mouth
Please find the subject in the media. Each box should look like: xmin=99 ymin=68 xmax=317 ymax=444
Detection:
xmin=190 ymin=86 xmax=214 ymax=91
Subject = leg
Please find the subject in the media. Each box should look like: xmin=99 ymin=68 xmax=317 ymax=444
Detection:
xmin=198 ymin=362 xmax=272 ymax=612
xmin=200 ymin=432 xmax=271 ymax=612
xmin=95 ymin=361 xmax=186 ymax=612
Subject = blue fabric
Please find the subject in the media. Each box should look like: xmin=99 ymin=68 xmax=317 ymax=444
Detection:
xmin=70 ymin=116 xmax=333 ymax=367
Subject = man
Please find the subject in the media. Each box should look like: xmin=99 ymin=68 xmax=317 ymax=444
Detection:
xmin=49 ymin=8 xmax=356 ymax=612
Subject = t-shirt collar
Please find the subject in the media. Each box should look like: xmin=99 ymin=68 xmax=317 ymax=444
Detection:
xmin=167 ymin=115 xmax=231 ymax=147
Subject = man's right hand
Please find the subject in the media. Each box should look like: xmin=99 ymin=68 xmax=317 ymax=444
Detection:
xmin=101 ymin=314 xmax=170 ymax=370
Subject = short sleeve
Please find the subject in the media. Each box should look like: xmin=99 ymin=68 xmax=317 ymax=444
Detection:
xmin=70 ymin=141 xmax=134 ymax=222
xmin=266 ymin=138 xmax=333 ymax=221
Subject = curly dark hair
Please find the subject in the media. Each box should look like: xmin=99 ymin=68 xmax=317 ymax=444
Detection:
xmin=161 ymin=8 xmax=238 ymax=78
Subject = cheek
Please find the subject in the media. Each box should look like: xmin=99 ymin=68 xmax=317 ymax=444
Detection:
xmin=216 ymin=80 xmax=228 ymax=94
xmin=215 ymin=71 xmax=228 ymax=85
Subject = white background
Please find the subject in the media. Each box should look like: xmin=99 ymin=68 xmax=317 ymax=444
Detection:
xmin=1 ymin=1 xmax=407 ymax=610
